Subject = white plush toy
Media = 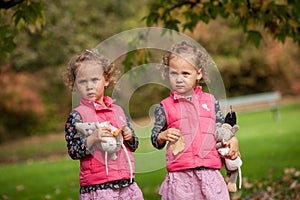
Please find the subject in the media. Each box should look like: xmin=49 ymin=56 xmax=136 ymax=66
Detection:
xmin=75 ymin=121 xmax=133 ymax=182
xmin=215 ymin=122 xmax=243 ymax=193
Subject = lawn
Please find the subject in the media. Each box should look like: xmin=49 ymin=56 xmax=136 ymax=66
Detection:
xmin=237 ymin=102 xmax=300 ymax=182
xmin=0 ymin=102 xmax=299 ymax=200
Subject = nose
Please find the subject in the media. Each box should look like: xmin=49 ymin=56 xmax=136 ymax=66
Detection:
xmin=175 ymin=74 xmax=183 ymax=82
xmin=87 ymin=81 xmax=94 ymax=90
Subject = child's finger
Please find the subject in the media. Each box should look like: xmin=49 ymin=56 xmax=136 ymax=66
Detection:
xmin=124 ymin=135 xmax=132 ymax=141
xmin=100 ymin=128 xmax=113 ymax=137
xmin=169 ymin=128 xmax=181 ymax=136
xmin=122 ymin=125 xmax=130 ymax=132
xmin=122 ymin=126 xmax=132 ymax=138
xmin=227 ymin=150 xmax=239 ymax=160
xmin=101 ymin=138 xmax=107 ymax=143
xmin=167 ymin=132 xmax=180 ymax=142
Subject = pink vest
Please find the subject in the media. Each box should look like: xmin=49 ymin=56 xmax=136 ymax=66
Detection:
xmin=161 ymin=86 xmax=222 ymax=172
xmin=74 ymin=97 xmax=135 ymax=186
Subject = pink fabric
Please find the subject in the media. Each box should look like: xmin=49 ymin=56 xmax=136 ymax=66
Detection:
xmin=74 ymin=97 xmax=135 ymax=186
xmin=161 ymin=86 xmax=222 ymax=172
xmin=80 ymin=182 xmax=144 ymax=200
xmin=159 ymin=169 xmax=230 ymax=200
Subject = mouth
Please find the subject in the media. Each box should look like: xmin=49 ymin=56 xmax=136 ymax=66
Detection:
xmin=175 ymin=85 xmax=185 ymax=89
xmin=87 ymin=93 xmax=96 ymax=98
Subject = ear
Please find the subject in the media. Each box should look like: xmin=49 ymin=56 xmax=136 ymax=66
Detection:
xmin=104 ymin=79 xmax=110 ymax=88
xmin=196 ymin=69 xmax=203 ymax=81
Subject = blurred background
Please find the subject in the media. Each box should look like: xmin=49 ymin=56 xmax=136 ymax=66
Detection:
xmin=0 ymin=0 xmax=299 ymax=142
xmin=0 ymin=1 xmax=299 ymax=199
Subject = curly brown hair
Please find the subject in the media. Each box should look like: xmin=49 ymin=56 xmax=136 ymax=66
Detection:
xmin=64 ymin=49 xmax=119 ymax=91
xmin=161 ymin=41 xmax=211 ymax=83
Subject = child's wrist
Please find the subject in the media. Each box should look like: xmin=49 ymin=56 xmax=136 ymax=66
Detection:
xmin=87 ymin=134 xmax=99 ymax=148
xmin=157 ymin=132 xmax=166 ymax=143
xmin=127 ymin=137 xmax=134 ymax=144
xmin=86 ymin=135 xmax=94 ymax=148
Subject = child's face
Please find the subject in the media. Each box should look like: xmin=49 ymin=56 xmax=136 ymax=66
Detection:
xmin=169 ymin=56 xmax=202 ymax=97
xmin=75 ymin=62 xmax=109 ymax=102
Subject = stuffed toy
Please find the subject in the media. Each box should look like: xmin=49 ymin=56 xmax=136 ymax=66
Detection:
xmin=215 ymin=122 xmax=242 ymax=193
xmin=75 ymin=121 xmax=133 ymax=182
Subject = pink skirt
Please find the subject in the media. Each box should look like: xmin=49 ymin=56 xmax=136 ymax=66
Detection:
xmin=80 ymin=182 xmax=144 ymax=200
xmin=159 ymin=169 xmax=230 ymax=200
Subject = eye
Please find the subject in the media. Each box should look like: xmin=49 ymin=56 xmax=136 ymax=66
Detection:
xmin=78 ymin=79 xmax=87 ymax=84
xmin=169 ymin=71 xmax=178 ymax=76
xmin=92 ymin=78 xmax=100 ymax=82
xmin=182 ymin=72 xmax=191 ymax=77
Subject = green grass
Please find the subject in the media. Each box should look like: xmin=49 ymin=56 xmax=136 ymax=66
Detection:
xmin=0 ymin=134 xmax=66 ymax=163
xmin=237 ymin=102 xmax=300 ymax=182
xmin=0 ymin=159 xmax=79 ymax=200
xmin=0 ymin=102 xmax=299 ymax=199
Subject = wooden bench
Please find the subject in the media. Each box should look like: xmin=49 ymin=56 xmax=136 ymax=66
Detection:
xmin=219 ymin=91 xmax=282 ymax=120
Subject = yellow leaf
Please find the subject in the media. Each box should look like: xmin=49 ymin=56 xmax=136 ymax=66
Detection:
xmin=275 ymin=0 xmax=288 ymax=5
xmin=224 ymin=3 xmax=233 ymax=14
xmin=16 ymin=185 xmax=25 ymax=191
xmin=288 ymin=19 xmax=299 ymax=28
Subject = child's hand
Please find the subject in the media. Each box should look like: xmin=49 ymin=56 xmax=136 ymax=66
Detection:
xmin=158 ymin=128 xmax=181 ymax=143
xmin=226 ymin=136 xmax=241 ymax=160
xmin=87 ymin=127 xmax=112 ymax=148
xmin=122 ymin=126 xmax=133 ymax=143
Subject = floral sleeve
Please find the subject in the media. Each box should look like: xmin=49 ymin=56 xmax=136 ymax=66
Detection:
xmin=124 ymin=117 xmax=139 ymax=152
xmin=65 ymin=111 xmax=90 ymax=160
xmin=151 ymin=104 xmax=167 ymax=149
xmin=215 ymin=99 xmax=225 ymax=123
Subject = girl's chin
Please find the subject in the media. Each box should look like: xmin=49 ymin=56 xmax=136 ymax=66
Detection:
xmin=174 ymin=89 xmax=193 ymax=97
xmin=83 ymin=97 xmax=97 ymax=101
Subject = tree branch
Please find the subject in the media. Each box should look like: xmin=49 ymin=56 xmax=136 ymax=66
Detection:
xmin=0 ymin=0 xmax=25 ymax=9
xmin=170 ymin=0 xmax=200 ymax=10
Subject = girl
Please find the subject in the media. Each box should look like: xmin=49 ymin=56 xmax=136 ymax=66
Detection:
xmin=64 ymin=49 xmax=143 ymax=200
xmin=151 ymin=41 xmax=240 ymax=200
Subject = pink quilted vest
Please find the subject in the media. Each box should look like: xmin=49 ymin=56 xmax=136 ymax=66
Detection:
xmin=74 ymin=97 xmax=135 ymax=186
xmin=161 ymin=86 xmax=222 ymax=172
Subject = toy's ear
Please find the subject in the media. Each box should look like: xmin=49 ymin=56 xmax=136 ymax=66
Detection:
xmin=75 ymin=123 xmax=85 ymax=133
xmin=231 ymin=124 xmax=239 ymax=134
xmin=216 ymin=122 xmax=222 ymax=128
xmin=225 ymin=111 xmax=237 ymax=126
xmin=75 ymin=122 xmax=82 ymax=128
xmin=75 ymin=122 xmax=94 ymax=135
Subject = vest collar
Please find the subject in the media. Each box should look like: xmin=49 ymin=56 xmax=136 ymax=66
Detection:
xmin=171 ymin=86 xmax=203 ymax=101
xmin=80 ymin=96 xmax=114 ymax=111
